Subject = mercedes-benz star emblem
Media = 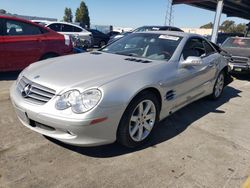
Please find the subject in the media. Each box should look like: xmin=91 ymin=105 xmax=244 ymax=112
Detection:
xmin=22 ymin=84 xmax=32 ymax=98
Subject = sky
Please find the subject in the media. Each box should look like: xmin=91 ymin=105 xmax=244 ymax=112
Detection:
xmin=1 ymin=0 xmax=249 ymax=29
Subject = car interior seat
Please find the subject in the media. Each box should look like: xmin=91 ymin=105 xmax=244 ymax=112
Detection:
xmin=8 ymin=27 xmax=17 ymax=35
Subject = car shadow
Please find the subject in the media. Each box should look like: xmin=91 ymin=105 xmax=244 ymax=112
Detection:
xmin=0 ymin=71 xmax=21 ymax=81
xmin=46 ymin=86 xmax=241 ymax=158
xmin=232 ymin=74 xmax=250 ymax=81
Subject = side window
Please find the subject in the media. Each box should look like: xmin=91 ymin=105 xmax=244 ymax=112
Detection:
xmin=74 ymin=27 xmax=82 ymax=32
xmin=6 ymin=19 xmax=42 ymax=36
xmin=62 ymin=24 xmax=74 ymax=32
xmin=202 ymin=40 xmax=215 ymax=55
xmin=48 ymin=24 xmax=61 ymax=32
xmin=182 ymin=38 xmax=206 ymax=60
xmin=0 ymin=19 xmax=5 ymax=36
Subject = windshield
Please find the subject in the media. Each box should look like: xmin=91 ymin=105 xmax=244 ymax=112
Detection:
xmin=101 ymin=33 xmax=182 ymax=61
xmin=222 ymin=38 xmax=250 ymax=49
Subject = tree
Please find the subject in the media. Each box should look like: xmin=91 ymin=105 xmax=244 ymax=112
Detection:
xmin=0 ymin=9 xmax=7 ymax=14
xmin=200 ymin=20 xmax=246 ymax=33
xmin=220 ymin=20 xmax=246 ymax=33
xmin=200 ymin=22 xmax=213 ymax=29
xmin=75 ymin=1 xmax=90 ymax=28
xmin=220 ymin=20 xmax=235 ymax=32
xmin=63 ymin=7 xmax=73 ymax=22
xmin=234 ymin=23 xmax=246 ymax=33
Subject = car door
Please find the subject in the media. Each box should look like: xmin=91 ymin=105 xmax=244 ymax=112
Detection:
xmin=1 ymin=18 xmax=45 ymax=71
xmin=169 ymin=37 xmax=217 ymax=111
xmin=0 ymin=18 xmax=5 ymax=71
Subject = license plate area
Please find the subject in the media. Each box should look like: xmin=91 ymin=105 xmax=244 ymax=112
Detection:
xmin=234 ymin=68 xmax=242 ymax=72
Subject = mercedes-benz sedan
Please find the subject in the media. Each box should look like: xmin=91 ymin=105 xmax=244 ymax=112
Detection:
xmin=10 ymin=31 xmax=229 ymax=148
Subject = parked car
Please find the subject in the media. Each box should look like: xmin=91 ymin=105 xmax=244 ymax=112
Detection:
xmin=31 ymin=20 xmax=52 ymax=26
xmin=88 ymin=29 xmax=110 ymax=47
xmin=109 ymin=25 xmax=183 ymax=43
xmin=0 ymin=15 xmax=73 ymax=72
xmin=206 ymin=32 xmax=244 ymax=45
xmin=46 ymin=22 xmax=92 ymax=48
xmin=222 ymin=37 xmax=250 ymax=74
xmin=107 ymin=31 xmax=120 ymax=37
xmin=10 ymin=31 xmax=230 ymax=148
xmin=245 ymin=22 xmax=250 ymax=37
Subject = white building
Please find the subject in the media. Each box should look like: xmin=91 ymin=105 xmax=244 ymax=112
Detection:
xmin=181 ymin=28 xmax=213 ymax=36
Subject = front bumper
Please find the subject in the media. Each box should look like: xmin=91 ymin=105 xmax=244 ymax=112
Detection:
xmin=10 ymin=83 xmax=125 ymax=147
xmin=228 ymin=63 xmax=250 ymax=74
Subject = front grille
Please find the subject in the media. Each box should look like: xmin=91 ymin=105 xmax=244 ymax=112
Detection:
xmin=232 ymin=56 xmax=249 ymax=64
xmin=17 ymin=77 xmax=56 ymax=105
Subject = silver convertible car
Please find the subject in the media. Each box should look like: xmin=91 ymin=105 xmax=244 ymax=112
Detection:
xmin=10 ymin=31 xmax=229 ymax=148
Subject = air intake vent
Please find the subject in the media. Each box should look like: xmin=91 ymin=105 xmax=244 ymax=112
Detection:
xmin=90 ymin=52 xmax=102 ymax=55
xmin=125 ymin=58 xmax=152 ymax=63
xmin=232 ymin=56 xmax=249 ymax=64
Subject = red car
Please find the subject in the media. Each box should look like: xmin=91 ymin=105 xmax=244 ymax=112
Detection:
xmin=0 ymin=15 xmax=73 ymax=72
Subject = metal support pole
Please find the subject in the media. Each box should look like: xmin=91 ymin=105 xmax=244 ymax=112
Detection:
xmin=164 ymin=0 xmax=173 ymax=26
xmin=211 ymin=0 xmax=224 ymax=43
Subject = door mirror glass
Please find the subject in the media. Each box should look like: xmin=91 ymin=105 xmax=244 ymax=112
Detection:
xmin=180 ymin=56 xmax=202 ymax=68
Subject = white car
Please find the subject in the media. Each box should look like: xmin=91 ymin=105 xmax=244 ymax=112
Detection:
xmin=46 ymin=22 xmax=92 ymax=48
xmin=10 ymin=32 xmax=230 ymax=148
xmin=31 ymin=20 xmax=52 ymax=26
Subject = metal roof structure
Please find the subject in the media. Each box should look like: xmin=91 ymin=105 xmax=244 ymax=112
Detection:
xmin=0 ymin=13 xmax=57 ymax=22
xmin=173 ymin=0 xmax=250 ymax=20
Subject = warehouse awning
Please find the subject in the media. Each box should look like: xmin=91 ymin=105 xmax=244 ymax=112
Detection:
xmin=173 ymin=0 xmax=250 ymax=43
xmin=173 ymin=0 xmax=250 ymax=20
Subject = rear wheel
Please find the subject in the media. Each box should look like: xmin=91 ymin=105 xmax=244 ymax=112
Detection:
xmin=117 ymin=92 xmax=160 ymax=148
xmin=210 ymin=71 xmax=225 ymax=100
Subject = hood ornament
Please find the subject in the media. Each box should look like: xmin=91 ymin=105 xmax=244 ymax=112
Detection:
xmin=22 ymin=84 xmax=32 ymax=98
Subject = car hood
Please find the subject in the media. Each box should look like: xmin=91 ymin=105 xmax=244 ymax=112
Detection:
xmin=23 ymin=52 xmax=158 ymax=94
xmin=222 ymin=47 xmax=250 ymax=58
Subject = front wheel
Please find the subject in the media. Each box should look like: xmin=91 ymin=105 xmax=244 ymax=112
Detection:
xmin=117 ymin=92 xmax=160 ymax=148
xmin=210 ymin=71 xmax=225 ymax=100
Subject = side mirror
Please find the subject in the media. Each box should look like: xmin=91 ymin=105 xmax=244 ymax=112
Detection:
xmin=180 ymin=56 xmax=202 ymax=68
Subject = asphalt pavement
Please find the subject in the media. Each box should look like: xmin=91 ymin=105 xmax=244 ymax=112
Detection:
xmin=0 ymin=74 xmax=250 ymax=188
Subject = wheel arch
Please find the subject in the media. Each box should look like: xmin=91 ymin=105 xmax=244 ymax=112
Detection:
xmin=40 ymin=52 xmax=59 ymax=60
xmin=117 ymin=86 xmax=163 ymax=126
xmin=130 ymin=87 xmax=162 ymax=111
xmin=116 ymin=86 xmax=163 ymax=146
xmin=221 ymin=65 xmax=232 ymax=86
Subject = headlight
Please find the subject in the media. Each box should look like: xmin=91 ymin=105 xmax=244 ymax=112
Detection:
xmin=55 ymin=89 xmax=102 ymax=114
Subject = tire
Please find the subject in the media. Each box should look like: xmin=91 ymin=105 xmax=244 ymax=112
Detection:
xmin=210 ymin=71 xmax=225 ymax=100
xmin=117 ymin=91 xmax=160 ymax=148
xmin=41 ymin=53 xmax=58 ymax=60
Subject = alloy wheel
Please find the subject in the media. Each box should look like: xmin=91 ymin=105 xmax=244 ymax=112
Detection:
xmin=215 ymin=73 xmax=224 ymax=98
xmin=129 ymin=100 xmax=156 ymax=142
